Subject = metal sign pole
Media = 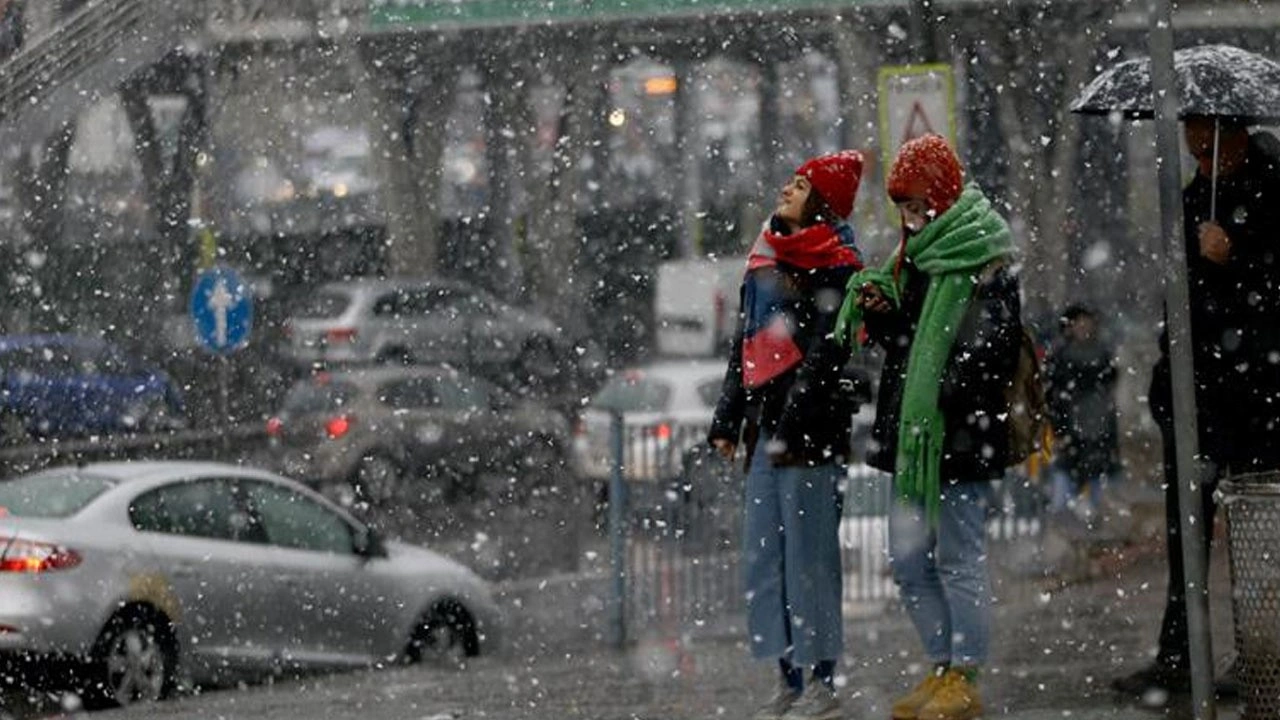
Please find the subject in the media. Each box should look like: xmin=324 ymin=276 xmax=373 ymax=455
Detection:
xmin=1147 ymin=1 xmax=1216 ymax=717
xmin=608 ymin=411 xmax=628 ymax=649
xmin=219 ymin=355 xmax=231 ymax=454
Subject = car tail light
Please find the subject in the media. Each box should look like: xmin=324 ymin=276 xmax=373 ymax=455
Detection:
xmin=326 ymin=415 xmax=352 ymax=439
xmin=0 ymin=539 xmax=82 ymax=573
xmin=325 ymin=327 xmax=358 ymax=344
xmin=266 ymin=416 xmax=284 ymax=437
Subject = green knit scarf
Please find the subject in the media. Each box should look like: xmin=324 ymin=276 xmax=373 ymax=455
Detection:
xmin=835 ymin=185 xmax=1014 ymax=522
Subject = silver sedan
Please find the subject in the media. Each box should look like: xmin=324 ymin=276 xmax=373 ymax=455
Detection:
xmin=0 ymin=461 xmax=501 ymax=708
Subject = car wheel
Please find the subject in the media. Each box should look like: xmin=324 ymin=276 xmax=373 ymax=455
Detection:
xmin=87 ymin=612 xmax=175 ymax=708
xmin=376 ymin=348 xmax=414 ymax=367
xmin=404 ymin=599 xmax=479 ymax=667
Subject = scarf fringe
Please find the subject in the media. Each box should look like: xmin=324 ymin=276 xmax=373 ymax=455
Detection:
xmin=895 ymin=420 xmax=943 ymax=525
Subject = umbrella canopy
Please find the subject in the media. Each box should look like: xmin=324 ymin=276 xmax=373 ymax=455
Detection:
xmin=1070 ymin=44 xmax=1280 ymax=121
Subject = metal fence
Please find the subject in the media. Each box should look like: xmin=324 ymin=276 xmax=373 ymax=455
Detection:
xmin=607 ymin=417 xmax=1047 ymax=646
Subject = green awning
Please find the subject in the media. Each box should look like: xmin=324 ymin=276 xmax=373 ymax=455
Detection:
xmin=369 ymin=0 xmax=891 ymax=29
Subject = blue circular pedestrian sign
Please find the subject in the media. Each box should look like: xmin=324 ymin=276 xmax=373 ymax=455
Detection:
xmin=190 ymin=266 xmax=253 ymax=354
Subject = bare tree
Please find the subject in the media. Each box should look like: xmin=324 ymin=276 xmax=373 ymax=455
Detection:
xmin=958 ymin=1 xmax=1120 ymax=313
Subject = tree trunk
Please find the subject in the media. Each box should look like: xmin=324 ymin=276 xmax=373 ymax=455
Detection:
xmin=525 ymin=53 xmax=607 ymax=342
xmin=482 ymin=53 xmax=524 ymax=299
xmin=11 ymin=123 xmax=74 ymax=329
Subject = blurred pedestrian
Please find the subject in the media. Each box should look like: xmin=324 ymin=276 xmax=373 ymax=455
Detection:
xmin=1044 ymin=304 xmax=1121 ymax=520
xmin=1112 ymin=118 xmax=1280 ymax=702
xmin=835 ymin=134 xmax=1022 ymax=720
xmin=708 ymin=150 xmax=865 ymax=720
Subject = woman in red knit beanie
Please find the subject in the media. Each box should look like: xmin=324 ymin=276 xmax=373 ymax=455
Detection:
xmin=709 ymin=150 xmax=865 ymax=720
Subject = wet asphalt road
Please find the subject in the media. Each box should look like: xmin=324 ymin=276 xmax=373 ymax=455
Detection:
xmin=9 ymin=540 xmax=1244 ymax=720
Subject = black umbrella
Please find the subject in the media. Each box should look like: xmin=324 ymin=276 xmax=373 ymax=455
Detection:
xmin=1072 ymin=43 xmax=1280 ymax=220
xmin=1071 ymin=43 xmax=1280 ymax=120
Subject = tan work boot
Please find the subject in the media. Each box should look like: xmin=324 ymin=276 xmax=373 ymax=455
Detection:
xmin=890 ymin=667 xmax=948 ymax=720
xmin=916 ymin=669 xmax=983 ymax=720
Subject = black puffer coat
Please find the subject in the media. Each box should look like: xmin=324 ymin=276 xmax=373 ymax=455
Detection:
xmin=864 ymin=263 xmax=1022 ymax=481
xmin=709 ymin=262 xmax=858 ymax=467
xmin=1047 ymin=336 xmax=1120 ymax=480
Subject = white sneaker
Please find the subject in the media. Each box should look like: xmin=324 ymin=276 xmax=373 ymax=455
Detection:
xmin=782 ymin=682 xmax=843 ymax=720
xmin=753 ymin=677 xmax=801 ymax=720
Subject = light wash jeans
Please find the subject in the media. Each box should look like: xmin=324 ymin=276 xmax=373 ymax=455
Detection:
xmin=1048 ymin=462 xmax=1116 ymax=517
xmin=742 ymin=436 xmax=845 ymax=667
xmin=888 ymin=480 xmax=994 ymax=667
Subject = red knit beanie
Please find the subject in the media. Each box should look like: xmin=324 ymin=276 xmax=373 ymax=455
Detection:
xmin=795 ymin=150 xmax=864 ymax=220
xmin=886 ymin=134 xmax=964 ymax=216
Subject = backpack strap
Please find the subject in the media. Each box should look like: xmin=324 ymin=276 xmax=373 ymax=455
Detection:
xmin=976 ymin=258 xmax=1007 ymax=286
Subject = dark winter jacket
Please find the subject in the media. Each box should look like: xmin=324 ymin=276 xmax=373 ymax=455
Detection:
xmin=865 ymin=262 xmax=1022 ymax=481
xmin=1149 ymin=132 xmax=1280 ymax=471
xmin=1047 ymin=336 xmax=1120 ymax=480
xmin=709 ymin=261 xmax=858 ymax=467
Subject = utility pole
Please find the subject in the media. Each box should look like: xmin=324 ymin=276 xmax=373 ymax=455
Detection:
xmin=1148 ymin=0 xmax=1215 ymax=716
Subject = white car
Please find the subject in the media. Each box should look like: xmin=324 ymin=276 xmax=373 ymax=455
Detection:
xmin=0 ymin=461 xmax=500 ymax=708
xmin=653 ymin=258 xmax=741 ymax=357
xmin=573 ymin=359 xmax=728 ymax=484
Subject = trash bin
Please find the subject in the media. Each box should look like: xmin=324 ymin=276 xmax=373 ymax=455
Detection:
xmin=1220 ymin=475 xmax=1280 ymax=720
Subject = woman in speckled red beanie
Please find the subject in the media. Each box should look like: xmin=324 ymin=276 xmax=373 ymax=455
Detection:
xmin=835 ymin=134 xmax=1024 ymax=720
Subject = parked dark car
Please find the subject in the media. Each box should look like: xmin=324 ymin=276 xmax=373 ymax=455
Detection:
xmin=262 ymin=366 xmax=573 ymax=514
xmin=0 ymin=335 xmax=184 ymax=443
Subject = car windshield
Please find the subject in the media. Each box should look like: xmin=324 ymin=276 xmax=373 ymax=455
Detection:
xmin=289 ymin=291 xmax=351 ymax=319
xmin=283 ymin=379 xmax=359 ymax=413
xmin=0 ymin=473 xmax=116 ymax=518
xmin=592 ymin=373 xmax=671 ymax=413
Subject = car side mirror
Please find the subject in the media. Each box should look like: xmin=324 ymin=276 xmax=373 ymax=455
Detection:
xmin=354 ymin=527 xmax=387 ymax=560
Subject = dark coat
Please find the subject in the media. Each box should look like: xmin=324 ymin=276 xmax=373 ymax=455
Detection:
xmin=1047 ymin=336 xmax=1120 ymax=479
xmin=864 ymin=262 xmax=1022 ymax=482
xmin=709 ymin=261 xmax=858 ymax=467
xmin=1149 ymin=132 xmax=1280 ymax=471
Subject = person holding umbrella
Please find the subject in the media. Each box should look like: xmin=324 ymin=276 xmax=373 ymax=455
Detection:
xmin=1072 ymin=43 xmax=1280 ymax=707
xmin=1111 ymin=114 xmax=1280 ymax=702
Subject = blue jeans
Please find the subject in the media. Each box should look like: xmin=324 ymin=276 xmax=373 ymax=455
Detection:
xmin=742 ymin=437 xmax=845 ymax=667
xmin=1048 ymin=463 xmax=1114 ymax=515
xmin=888 ymin=481 xmax=993 ymax=667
